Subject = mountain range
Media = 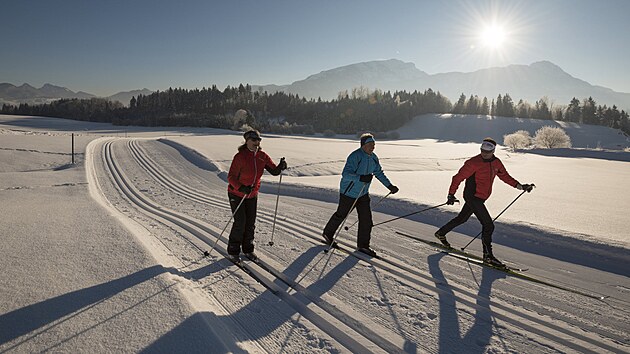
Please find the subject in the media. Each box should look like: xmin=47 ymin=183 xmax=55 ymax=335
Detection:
xmin=2 ymin=59 xmax=629 ymax=110
xmin=0 ymin=84 xmax=152 ymax=107
xmin=257 ymin=59 xmax=630 ymax=110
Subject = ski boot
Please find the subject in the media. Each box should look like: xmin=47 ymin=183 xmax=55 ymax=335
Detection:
xmin=357 ymin=247 xmax=378 ymax=257
xmin=244 ymin=251 xmax=258 ymax=261
xmin=226 ymin=254 xmax=240 ymax=264
xmin=483 ymin=254 xmax=505 ymax=268
xmin=434 ymin=231 xmax=451 ymax=247
xmin=323 ymin=233 xmax=339 ymax=248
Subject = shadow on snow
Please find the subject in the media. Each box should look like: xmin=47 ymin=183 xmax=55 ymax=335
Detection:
xmin=428 ymin=253 xmax=507 ymax=353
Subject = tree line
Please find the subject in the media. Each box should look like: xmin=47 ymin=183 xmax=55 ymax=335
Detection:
xmin=450 ymin=93 xmax=629 ymax=132
xmin=2 ymin=84 xmax=629 ymax=135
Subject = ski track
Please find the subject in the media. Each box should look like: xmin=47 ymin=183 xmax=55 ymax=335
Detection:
xmin=88 ymin=137 xmax=629 ymax=353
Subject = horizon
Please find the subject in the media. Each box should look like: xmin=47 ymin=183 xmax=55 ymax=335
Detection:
xmin=0 ymin=59 xmax=587 ymax=96
xmin=2 ymin=0 xmax=629 ymax=96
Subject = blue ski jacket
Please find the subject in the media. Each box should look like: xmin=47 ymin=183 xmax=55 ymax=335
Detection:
xmin=339 ymin=148 xmax=392 ymax=198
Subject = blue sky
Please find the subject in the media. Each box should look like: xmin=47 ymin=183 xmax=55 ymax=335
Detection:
xmin=2 ymin=0 xmax=629 ymax=96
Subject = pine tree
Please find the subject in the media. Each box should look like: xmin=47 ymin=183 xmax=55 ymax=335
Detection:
xmin=465 ymin=95 xmax=479 ymax=114
xmin=581 ymin=97 xmax=597 ymax=124
xmin=565 ymin=97 xmax=581 ymax=122
xmin=502 ymin=94 xmax=515 ymax=117
xmin=452 ymin=93 xmax=466 ymax=114
xmin=515 ymin=99 xmax=530 ymax=118
xmin=495 ymin=94 xmax=504 ymax=116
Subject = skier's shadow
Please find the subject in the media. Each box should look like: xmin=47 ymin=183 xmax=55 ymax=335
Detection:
xmin=428 ymin=253 xmax=507 ymax=354
xmin=208 ymin=246 xmax=359 ymax=346
xmin=0 ymin=265 xmax=181 ymax=347
xmin=0 ymin=249 xmax=356 ymax=352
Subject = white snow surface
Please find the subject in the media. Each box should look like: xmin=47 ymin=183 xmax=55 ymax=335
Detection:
xmin=1 ymin=113 xmax=629 ymax=353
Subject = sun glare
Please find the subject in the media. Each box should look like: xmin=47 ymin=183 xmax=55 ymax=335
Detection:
xmin=480 ymin=24 xmax=506 ymax=48
xmin=456 ymin=2 xmax=533 ymax=67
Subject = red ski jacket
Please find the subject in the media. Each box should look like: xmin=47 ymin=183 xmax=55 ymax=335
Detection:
xmin=449 ymin=154 xmax=519 ymax=200
xmin=228 ymin=148 xmax=279 ymax=199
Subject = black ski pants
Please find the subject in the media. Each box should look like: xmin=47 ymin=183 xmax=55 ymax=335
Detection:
xmin=323 ymin=193 xmax=373 ymax=249
xmin=437 ymin=195 xmax=495 ymax=255
xmin=227 ymin=193 xmax=257 ymax=255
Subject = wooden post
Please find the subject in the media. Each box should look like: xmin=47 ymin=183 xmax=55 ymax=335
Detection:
xmin=72 ymin=133 xmax=75 ymax=164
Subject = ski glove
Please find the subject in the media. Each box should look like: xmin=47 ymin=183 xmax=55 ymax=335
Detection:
xmin=387 ymin=185 xmax=399 ymax=194
xmin=359 ymin=174 xmax=373 ymax=183
xmin=278 ymin=159 xmax=287 ymax=171
xmin=446 ymin=194 xmax=459 ymax=205
xmin=518 ymin=183 xmax=535 ymax=193
xmin=238 ymin=185 xmax=253 ymax=194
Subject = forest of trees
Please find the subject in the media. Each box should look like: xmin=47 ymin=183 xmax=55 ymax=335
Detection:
xmin=2 ymin=84 xmax=629 ymax=136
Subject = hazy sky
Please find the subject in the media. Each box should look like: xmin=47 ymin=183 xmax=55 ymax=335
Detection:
xmin=2 ymin=0 xmax=629 ymax=96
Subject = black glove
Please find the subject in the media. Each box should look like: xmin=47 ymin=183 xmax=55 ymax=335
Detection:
xmin=238 ymin=185 xmax=253 ymax=194
xmin=359 ymin=174 xmax=373 ymax=183
xmin=278 ymin=158 xmax=287 ymax=171
xmin=387 ymin=185 xmax=399 ymax=194
xmin=520 ymin=183 xmax=535 ymax=193
xmin=446 ymin=194 xmax=459 ymax=205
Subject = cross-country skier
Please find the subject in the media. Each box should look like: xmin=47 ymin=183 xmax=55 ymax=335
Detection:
xmin=227 ymin=129 xmax=287 ymax=262
xmin=434 ymin=137 xmax=534 ymax=266
xmin=323 ymin=133 xmax=399 ymax=257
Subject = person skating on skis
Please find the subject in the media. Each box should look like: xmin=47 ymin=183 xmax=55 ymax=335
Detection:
xmin=434 ymin=137 xmax=534 ymax=266
xmin=322 ymin=133 xmax=399 ymax=257
xmin=226 ymin=129 xmax=287 ymax=263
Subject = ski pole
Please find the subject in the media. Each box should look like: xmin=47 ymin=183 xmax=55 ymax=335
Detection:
xmin=208 ymin=192 xmax=249 ymax=257
xmin=371 ymin=202 xmax=448 ymax=228
xmin=460 ymin=189 xmax=529 ymax=251
xmin=324 ymin=183 xmax=368 ymax=255
xmin=344 ymin=191 xmax=392 ymax=231
xmin=268 ymin=158 xmax=285 ymax=246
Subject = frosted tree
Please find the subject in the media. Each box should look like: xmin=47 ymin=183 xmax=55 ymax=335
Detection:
xmin=534 ymin=126 xmax=572 ymax=148
xmin=503 ymin=130 xmax=532 ymax=150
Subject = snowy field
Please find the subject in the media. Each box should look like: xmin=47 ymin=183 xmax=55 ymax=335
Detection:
xmin=1 ymin=113 xmax=629 ymax=353
xmin=168 ymin=113 xmax=630 ymax=248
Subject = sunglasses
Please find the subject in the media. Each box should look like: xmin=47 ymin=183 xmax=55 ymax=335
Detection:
xmin=244 ymin=131 xmax=262 ymax=140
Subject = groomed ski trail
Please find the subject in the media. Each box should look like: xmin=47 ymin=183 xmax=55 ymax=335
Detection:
xmin=88 ymin=137 xmax=630 ymax=353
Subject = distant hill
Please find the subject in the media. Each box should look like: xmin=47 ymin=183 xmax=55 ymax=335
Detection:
xmin=0 ymin=83 xmax=94 ymax=105
xmin=256 ymin=59 xmax=630 ymax=111
xmin=263 ymin=59 xmax=429 ymax=100
xmin=107 ymin=89 xmax=154 ymax=106
xmin=0 ymin=83 xmax=154 ymax=107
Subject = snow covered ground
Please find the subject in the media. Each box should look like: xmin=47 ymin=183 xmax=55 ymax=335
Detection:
xmin=1 ymin=113 xmax=629 ymax=353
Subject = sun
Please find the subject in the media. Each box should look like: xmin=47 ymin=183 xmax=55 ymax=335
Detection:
xmin=480 ymin=24 xmax=507 ymax=48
